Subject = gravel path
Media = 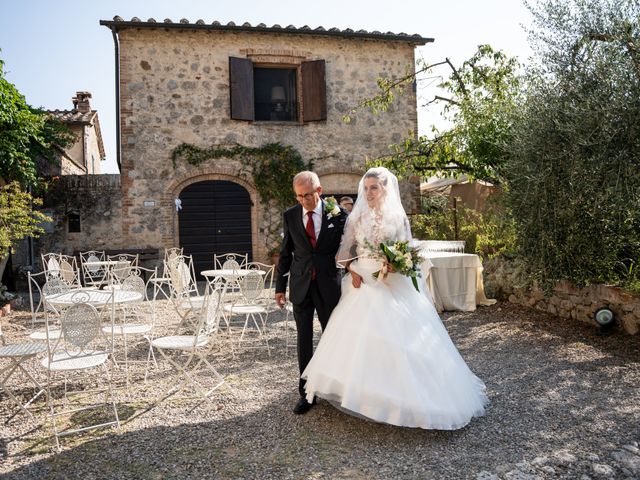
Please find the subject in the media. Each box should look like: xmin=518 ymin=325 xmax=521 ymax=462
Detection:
xmin=1 ymin=300 xmax=638 ymax=479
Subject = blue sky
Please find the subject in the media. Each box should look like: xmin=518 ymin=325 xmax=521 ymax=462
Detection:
xmin=0 ymin=0 xmax=533 ymax=173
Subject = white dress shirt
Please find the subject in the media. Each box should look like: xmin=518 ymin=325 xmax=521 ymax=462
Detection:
xmin=302 ymin=201 xmax=323 ymax=240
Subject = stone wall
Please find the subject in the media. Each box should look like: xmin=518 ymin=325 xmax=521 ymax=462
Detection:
xmin=484 ymin=257 xmax=640 ymax=335
xmin=12 ymin=175 xmax=124 ymax=273
xmin=117 ymin=28 xmax=420 ymax=261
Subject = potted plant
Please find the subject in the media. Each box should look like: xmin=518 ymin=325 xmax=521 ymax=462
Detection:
xmin=0 ymin=284 xmax=15 ymax=317
xmin=268 ymin=244 xmax=281 ymax=266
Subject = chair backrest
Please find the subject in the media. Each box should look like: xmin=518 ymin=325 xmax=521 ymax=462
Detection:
xmin=109 ymin=260 xmax=133 ymax=285
xmin=28 ymin=270 xmax=52 ymax=326
xmin=164 ymin=247 xmax=183 ymax=262
xmin=46 ymin=290 xmax=114 ymax=358
xmin=238 ymin=270 xmax=265 ymax=304
xmin=80 ymin=250 xmax=106 ymax=263
xmin=197 ymin=283 xmax=223 ymax=337
xmin=42 ymin=253 xmax=61 ymax=278
xmin=222 ymin=259 xmax=241 ymax=271
xmin=42 ymin=278 xmax=71 ymax=297
xmin=166 ymin=255 xmax=199 ymax=298
xmin=108 ymin=253 xmax=139 ymax=267
xmin=59 ymin=256 xmax=81 ymax=286
xmin=85 ymin=254 xmax=101 ymax=272
xmin=214 ymin=253 xmax=248 ymax=270
xmin=246 ymin=262 xmax=275 ymax=289
xmin=121 ymin=273 xmax=146 ymax=298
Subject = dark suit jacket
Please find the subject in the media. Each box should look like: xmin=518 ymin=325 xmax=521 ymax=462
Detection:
xmin=275 ymin=202 xmax=347 ymax=305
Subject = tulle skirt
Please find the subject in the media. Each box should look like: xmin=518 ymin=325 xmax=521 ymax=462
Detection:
xmin=302 ymin=258 xmax=488 ymax=430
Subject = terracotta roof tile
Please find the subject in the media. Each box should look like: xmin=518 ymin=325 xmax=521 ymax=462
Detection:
xmin=100 ymin=17 xmax=433 ymax=44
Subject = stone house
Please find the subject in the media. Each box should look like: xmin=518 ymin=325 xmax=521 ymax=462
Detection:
xmin=45 ymin=91 xmax=106 ymax=175
xmin=15 ymin=18 xmax=430 ymax=278
xmin=97 ymin=17 xmax=431 ymax=272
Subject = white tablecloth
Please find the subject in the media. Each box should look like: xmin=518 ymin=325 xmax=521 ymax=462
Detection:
xmin=419 ymin=251 xmax=496 ymax=312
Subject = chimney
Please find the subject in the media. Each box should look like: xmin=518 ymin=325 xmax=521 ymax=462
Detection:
xmin=72 ymin=91 xmax=92 ymax=113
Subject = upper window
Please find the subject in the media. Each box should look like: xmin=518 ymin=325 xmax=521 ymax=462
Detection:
xmin=229 ymin=57 xmax=326 ymax=123
xmin=254 ymin=68 xmax=297 ymax=121
xmin=68 ymin=213 xmax=81 ymax=233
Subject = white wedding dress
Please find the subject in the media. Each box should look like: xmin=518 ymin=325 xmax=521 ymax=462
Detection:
xmin=301 ymin=257 xmax=488 ymax=430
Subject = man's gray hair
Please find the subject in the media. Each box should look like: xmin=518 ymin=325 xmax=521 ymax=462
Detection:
xmin=293 ymin=171 xmax=321 ymax=189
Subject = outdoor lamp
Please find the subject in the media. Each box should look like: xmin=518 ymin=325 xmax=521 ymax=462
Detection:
xmin=594 ymin=307 xmax=616 ymax=335
xmin=271 ymin=86 xmax=286 ymax=112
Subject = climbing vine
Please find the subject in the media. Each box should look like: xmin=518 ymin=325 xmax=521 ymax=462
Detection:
xmin=171 ymin=142 xmax=311 ymax=211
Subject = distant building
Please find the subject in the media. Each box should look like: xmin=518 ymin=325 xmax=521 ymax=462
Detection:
xmin=46 ymin=91 xmax=106 ymax=175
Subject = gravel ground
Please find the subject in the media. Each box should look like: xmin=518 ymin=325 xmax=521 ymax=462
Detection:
xmin=0 ymin=299 xmax=639 ymax=479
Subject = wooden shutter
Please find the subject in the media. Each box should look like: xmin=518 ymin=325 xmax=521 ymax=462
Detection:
xmin=229 ymin=57 xmax=254 ymax=121
xmin=301 ymin=60 xmax=327 ymax=122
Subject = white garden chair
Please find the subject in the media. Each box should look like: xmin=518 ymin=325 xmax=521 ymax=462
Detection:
xmin=166 ymin=255 xmax=204 ymax=329
xmin=213 ymin=253 xmax=248 ymax=270
xmin=107 ymin=254 xmax=139 ymax=286
xmin=79 ymin=250 xmax=108 ymax=288
xmin=27 ymin=272 xmax=67 ymax=342
xmin=147 ymin=247 xmax=184 ymax=303
xmin=151 ymin=282 xmax=226 ymax=407
xmin=245 ymin=261 xmax=276 ymax=302
xmin=223 ymin=270 xmax=271 ymax=356
xmin=42 ymin=253 xmax=81 ymax=288
xmin=0 ymin=321 xmax=47 ymax=424
xmin=40 ymin=290 xmax=120 ymax=451
xmin=101 ymin=266 xmax=159 ymax=384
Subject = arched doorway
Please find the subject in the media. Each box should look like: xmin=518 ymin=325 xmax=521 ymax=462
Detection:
xmin=178 ymin=180 xmax=252 ymax=276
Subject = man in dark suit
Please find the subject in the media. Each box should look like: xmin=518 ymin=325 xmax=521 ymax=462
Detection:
xmin=275 ymin=171 xmax=347 ymax=414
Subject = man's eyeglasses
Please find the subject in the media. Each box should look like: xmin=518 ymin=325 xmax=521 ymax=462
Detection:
xmin=295 ymin=192 xmax=317 ymax=201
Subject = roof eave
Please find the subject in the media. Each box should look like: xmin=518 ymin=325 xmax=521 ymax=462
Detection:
xmin=99 ymin=20 xmax=434 ymax=45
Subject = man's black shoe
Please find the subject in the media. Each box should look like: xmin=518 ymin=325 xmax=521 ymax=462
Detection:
xmin=293 ymin=398 xmax=314 ymax=415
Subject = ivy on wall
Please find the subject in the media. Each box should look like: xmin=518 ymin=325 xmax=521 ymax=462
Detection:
xmin=171 ymin=142 xmax=312 ymax=211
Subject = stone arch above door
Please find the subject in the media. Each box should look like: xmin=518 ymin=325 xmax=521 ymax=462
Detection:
xmin=162 ymin=170 xmax=261 ymax=261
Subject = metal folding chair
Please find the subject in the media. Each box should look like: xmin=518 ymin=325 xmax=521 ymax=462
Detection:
xmin=151 ymin=282 xmax=226 ymax=407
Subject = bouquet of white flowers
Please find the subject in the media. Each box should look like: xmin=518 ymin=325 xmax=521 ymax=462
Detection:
xmin=372 ymin=240 xmax=424 ymax=292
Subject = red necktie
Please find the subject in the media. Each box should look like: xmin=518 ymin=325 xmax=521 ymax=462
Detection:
xmin=305 ymin=211 xmax=317 ymax=248
xmin=306 ymin=211 xmax=317 ymax=280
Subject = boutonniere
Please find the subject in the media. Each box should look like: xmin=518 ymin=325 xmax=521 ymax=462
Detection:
xmin=324 ymin=196 xmax=341 ymax=219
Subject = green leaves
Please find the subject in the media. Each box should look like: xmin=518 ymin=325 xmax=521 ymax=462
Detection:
xmin=362 ymin=46 xmax=522 ymax=184
xmin=0 ymin=56 xmax=75 ymax=187
xmin=504 ymin=0 xmax=640 ymax=291
xmin=0 ymin=182 xmax=51 ymax=259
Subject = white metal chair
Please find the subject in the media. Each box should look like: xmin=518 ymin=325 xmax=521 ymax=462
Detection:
xmin=107 ymin=254 xmax=139 ymax=286
xmin=214 ymin=253 xmax=248 ymax=270
xmin=223 ymin=270 xmax=271 ymax=355
xmin=0 ymin=322 xmax=47 ymax=423
xmin=101 ymin=267 xmax=159 ymax=384
xmin=59 ymin=255 xmax=82 ymax=287
xmin=147 ymin=247 xmax=184 ymax=303
xmin=42 ymin=253 xmax=82 ymax=287
xmin=151 ymin=282 xmax=226 ymax=406
xmin=245 ymin=262 xmax=276 ymax=301
xmin=80 ymin=250 xmax=108 ymax=288
xmin=40 ymin=290 xmax=120 ymax=451
xmin=41 ymin=253 xmax=62 ymax=280
xmin=27 ymin=275 xmax=68 ymax=343
xmin=166 ymin=255 xmax=204 ymax=328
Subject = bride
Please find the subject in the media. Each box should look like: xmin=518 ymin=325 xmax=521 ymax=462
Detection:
xmin=302 ymin=167 xmax=488 ymax=430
